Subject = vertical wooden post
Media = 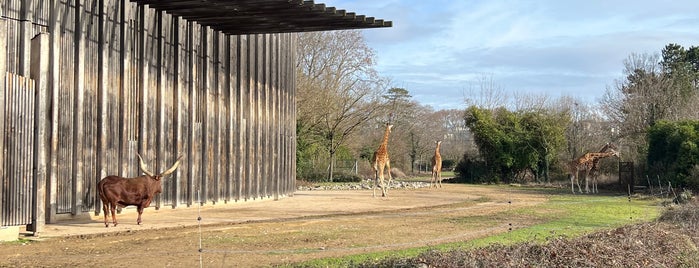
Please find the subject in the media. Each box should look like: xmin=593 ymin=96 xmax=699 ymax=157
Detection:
xmin=235 ymin=35 xmax=244 ymax=202
xmin=137 ymin=4 xmax=147 ymax=176
xmin=96 ymin=0 xmax=108 ymax=216
xmin=172 ymin=16 xmax=182 ymax=208
xmin=200 ymin=26 xmax=208 ymax=205
xmin=30 ymin=33 xmax=49 ymax=234
xmin=186 ymin=21 xmax=195 ymax=207
xmin=72 ymin=0 xmax=85 ymax=216
xmin=47 ymin=1 xmax=61 ymax=224
xmin=0 ymin=18 xmax=7 ymax=226
xmin=155 ymin=10 xmax=166 ymax=209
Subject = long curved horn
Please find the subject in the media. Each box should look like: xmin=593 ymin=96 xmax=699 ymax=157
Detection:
xmin=136 ymin=153 xmax=155 ymax=177
xmin=160 ymin=155 xmax=183 ymax=177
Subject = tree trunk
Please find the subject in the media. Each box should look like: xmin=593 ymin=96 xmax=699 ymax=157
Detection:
xmin=328 ymin=151 xmax=335 ymax=182
xmin=409 ymin=154 xmax=416 ymax=173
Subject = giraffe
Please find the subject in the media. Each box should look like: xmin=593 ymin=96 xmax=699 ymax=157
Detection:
xmin=430 ymin=141 xmax=443 ymax=188
xmin=587 ymin=143 xmax=619 ymax=193
xmin=372 ymin=123 xmax=393 ymax=197
xmin=568 ymin=148 xmax=620 ymax=194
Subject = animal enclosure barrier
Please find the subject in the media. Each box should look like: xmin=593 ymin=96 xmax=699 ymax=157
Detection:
xmin=0 ymin=1 xmax=299 ymax=231
xmin=1 ymin=73 xmax=35 ymax=227
xmin=619 ymin=162 xmax=635 ymax=192
xmin=0 ymin=0 xmax=390 ymax=234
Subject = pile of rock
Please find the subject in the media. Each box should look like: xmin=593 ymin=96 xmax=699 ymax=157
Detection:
xmin=297 ymin=180 xmax=430 ymax=191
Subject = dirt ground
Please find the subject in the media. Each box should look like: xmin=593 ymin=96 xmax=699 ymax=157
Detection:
xmin=0 ymin=184 xmax=548 ymax=267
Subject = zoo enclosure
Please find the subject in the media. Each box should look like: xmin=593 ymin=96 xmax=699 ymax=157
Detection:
xmin=0 ymin=0 xmax=390 ymax=233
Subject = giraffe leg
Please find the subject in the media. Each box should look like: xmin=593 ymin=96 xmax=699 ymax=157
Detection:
xmin=437 ymin=170 xmax=442 ymax=188
xmin=372 ymin=165 xmax=378 ymax=198
xmin=384 ymin=161 xmax=392 ymax=197
xmin=584 ymin=170 xmax=591 ymax=194
xmin=592 ymin=174 xmax=598 ymax=193
xmin=378 ymin=164 xmax=387 ymax=197
xmin=572 ymin=172 xmax=583 ymax=194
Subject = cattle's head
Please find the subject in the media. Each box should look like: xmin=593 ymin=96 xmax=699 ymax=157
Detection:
xmin=136 ymin=153 xmax=182 ymax=182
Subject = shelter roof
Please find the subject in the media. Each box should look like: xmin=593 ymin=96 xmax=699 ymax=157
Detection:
xmin=133 ymin=0 xmax=392 ymax=35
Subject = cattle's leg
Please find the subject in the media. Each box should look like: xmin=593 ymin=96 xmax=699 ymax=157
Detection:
xmin=102 ymin=202 xmax=109 ymax=228
xmin=137 ymin=205 xmax=144 ymax=225
xmin=109 ymin=203 xmax=118 ymax=227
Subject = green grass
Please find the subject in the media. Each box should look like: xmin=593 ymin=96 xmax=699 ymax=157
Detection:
xmin=289 ymin=187 xmax=662 ymax=267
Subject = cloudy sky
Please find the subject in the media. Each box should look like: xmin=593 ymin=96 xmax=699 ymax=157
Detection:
xmin=323 ymin=0 xmax=699 ymax=110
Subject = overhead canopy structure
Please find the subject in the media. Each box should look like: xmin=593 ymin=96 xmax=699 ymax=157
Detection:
xmin=132 ymin=0 xmax=392 ymax=35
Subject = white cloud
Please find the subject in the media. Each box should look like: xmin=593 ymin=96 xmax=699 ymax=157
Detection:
xmin=323 ymin=0 xmax=699 ymax=110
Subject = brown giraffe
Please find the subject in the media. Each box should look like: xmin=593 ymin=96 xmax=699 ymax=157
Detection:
xmin=568 ymin=148 xmax=620 ymax=194
xmin=430 ymin=141 xmax=443 ymax=188
xmin=372 ymin=123 xmax=393 ymax=197
xmin=587 ymin=143 xmax=619 ymax=193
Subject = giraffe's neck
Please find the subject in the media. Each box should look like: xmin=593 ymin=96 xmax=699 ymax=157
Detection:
xmin=434 ymin=143 xmax=441 ymax=157
xmin=589 ymin=151 xmax=615 ymax=159
xmin=380 ymin=127 xmax=391 ymax=148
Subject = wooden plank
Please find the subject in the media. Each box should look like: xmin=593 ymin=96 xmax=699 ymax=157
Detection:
xmin=254 ymin=34 xmax=261 ymax=199
xmin=186 ymin=20 xmax=195 ymax=207
xmin=30 ymin=33 xmax=49 ymax=234
xmin=235 ymin=35 xmax=244 ymax=202
xmin=224 ymin=35 xmax=234 ymax=203
xmin=96 ymin=0 xmax=108 ymax=216
xmin=261 ymin=34 xmax=269 ymax=198
xmin=153 ymin=9 xmax=167 ymax=208
xmin=137 ymin=4 xmax=148 ymax=178
xmin=197 ymin=25 xmax=207 ymax=205
xmin=0 ymin=18 xmax=6 ymax=226
xmin=212 ymin=30 xmax=222 ymax=203
xmin=172 ymin=15 xmax=183 ymax=208
xmin=72 ymin=0 xmax=85 ymax=216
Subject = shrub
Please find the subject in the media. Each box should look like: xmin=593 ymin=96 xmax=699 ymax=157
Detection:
xmin=454 ymin=153 xmax=498 ymax=183
xmin=297 ymin=170 xmax=362 ymax=183
xmin=332 ymin=172 xmax=363 ymax=183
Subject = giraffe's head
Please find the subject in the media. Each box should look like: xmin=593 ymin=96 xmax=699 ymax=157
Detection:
xmin=609 ymin=148 xmax=621 ymax=158
xmin=386 ymin=123 xmax=393 ymax=133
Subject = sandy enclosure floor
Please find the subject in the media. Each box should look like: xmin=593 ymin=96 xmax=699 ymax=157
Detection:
xmin=0 ymin=184 xmax=549 ymax=267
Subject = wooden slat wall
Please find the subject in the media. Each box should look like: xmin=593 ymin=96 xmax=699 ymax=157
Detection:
xmin=1 ymin=0 xmax=297 ymax=226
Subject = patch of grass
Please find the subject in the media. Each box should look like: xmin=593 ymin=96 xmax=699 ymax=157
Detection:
xmin=289 ymin=191 xmax=661 ymax=267
xmin=464 ymin=195 xmax=659 ymax=248
xmin=0 ymin=238 xmax=34 ymax=245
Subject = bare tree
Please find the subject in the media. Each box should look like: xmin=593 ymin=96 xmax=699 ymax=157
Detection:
xmin=296 ymin=30 xmax=387 ymax=181
xmin=600 ymin=53 xmax=676 ymax=162
xmin=463 ymin=74 xmax=509 ymax=110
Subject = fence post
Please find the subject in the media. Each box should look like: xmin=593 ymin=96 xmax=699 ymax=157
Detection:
xmin=30 ymin=33 xmax=49 ymax=235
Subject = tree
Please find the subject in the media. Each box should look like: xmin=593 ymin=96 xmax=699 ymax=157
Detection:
xmin=462 ymin=106 xmax=567 ymax=183
xmin=647 ymin=120 xmax=699 ymax=189
xmin=600 ymin=53 xmax=675 ymax=162
xmin=295 ymin=30 xmax=387 ymax=181
xmin=601 ymin=44 xmax=699 ymax=164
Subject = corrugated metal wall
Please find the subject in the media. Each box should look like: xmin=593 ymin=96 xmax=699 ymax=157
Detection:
xmin=0 ymin=0 xmax=297 ymax=227
xmin=1 ymin=73 xmax=35 ymax=226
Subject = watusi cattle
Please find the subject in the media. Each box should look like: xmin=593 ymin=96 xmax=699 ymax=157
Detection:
xmin=97 ymin=153 xmax=182 ymax=227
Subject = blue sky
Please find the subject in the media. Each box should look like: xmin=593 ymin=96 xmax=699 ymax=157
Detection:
xmin=323 ymin=0 xmax=699 ymax=110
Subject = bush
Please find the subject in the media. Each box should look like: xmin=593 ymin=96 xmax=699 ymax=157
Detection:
xmin=332 ymin=172 xmax=363 ymax=183
xmin=454 ymin=153 xmax=498 ymax=184
xmin=441 ymin=159 xmax=456 ymax=170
